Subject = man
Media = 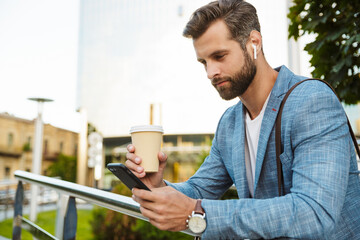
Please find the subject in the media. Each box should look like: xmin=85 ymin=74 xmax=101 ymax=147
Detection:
xmin=126 ymin=0 xmax=360 ymax=239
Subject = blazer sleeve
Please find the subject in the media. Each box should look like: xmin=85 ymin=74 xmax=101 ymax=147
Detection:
xmin=199 ymin=86 xmax=351 ymax=239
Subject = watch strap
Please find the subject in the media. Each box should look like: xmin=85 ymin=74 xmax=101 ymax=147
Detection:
xmin=194 ymin=199 xmax=205 ymax=215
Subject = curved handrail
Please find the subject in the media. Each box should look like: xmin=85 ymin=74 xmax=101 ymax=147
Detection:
xmin=14 ymin=170 xmax=196 ymax=236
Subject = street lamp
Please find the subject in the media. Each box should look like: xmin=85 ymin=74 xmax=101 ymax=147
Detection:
xmin=28 ymin=97 xmax=53 ymax=222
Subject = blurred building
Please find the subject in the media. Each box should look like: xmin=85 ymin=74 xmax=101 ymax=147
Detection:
xmin=0 ymin=113 xmax=78 ymax=181
xmin=104 ymin=133 xmax=213 ymax=185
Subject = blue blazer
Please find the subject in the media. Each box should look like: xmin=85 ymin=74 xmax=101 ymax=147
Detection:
xmin=169 ymin=66 xmax=360 ymax=239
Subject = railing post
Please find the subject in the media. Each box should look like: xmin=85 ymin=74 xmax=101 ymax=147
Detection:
xmin=4 ymin=185 xmax=10 ymax=220
xmin=12 ymin=181 xmax=24 ymax=240
xmin=55 ymin=194 xmax=69 ymax=239
xmin=63 ymin=197 xmax=77 ymax=240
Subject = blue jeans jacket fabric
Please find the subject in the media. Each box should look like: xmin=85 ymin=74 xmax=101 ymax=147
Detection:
xmin=167 ymin=65 xmax=360 ymax=239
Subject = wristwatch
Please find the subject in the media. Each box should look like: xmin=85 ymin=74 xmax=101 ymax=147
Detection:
xmin=186 ymin=199 xmax=206 ymax=234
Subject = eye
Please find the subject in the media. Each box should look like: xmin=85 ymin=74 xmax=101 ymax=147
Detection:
xmin=199 ymin=60 xmax=207 ymax=67
xmin=215 ymin=54 xmax=225 ymax=60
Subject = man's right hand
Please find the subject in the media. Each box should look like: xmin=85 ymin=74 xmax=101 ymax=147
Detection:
xmin=125 ymin=144 xmax=167 ymax=189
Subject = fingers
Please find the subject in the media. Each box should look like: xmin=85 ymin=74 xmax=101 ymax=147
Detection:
xmin=140 ymin=207 xmax=172 ymax=231
xmin=133 ymin=191 xmax=170 ymax=231
xmin=126 ymin=144 xmax=139 ymax=163
xmin=132 ymin=188 xmax=156 ymax=202
xmin=126 ymin=144 xmax=145 ymax=178
xmin=139 ymin=207 xmax=165 ymax=230
xmin=133 ymin=187 xmax=190 ymax=232
xmin=127 ymin=144 xmax=135 ymax=153
xmin=158 ymin=151 xmax=167 ymax=162
xmin=158 ymin=152 xmax=167 ymax=171
xmin=125 ymin=160 xmax=145 ymax=178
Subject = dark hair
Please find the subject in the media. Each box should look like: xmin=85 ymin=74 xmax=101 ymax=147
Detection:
xmin=183 ymin=0 xmax=260 ymax=50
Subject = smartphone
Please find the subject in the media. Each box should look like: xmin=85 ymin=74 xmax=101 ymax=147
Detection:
xmin=107 ymin=163 xmax=151 ymax=191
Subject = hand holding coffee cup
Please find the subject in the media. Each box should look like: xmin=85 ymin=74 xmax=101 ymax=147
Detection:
xmin=130 ymin=125 xmax=164 ymax=172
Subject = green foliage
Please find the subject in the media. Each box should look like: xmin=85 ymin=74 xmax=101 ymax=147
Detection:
xmin=132 ymin=219 xmax=192 ymax=240
xmin=0 ymin=218 xmax=33 ymax=239
xmin=88 ymin=122 xmax=97 ymax=135
xmin=288 ymin=0 xmax=360 ymax=104
xmin=90 ymin=206 xmax=139 ymax=240
xmin=90 ymin=184 xmax=192 ymax=240
xmin=47 ymin=154 xmax=77 ymax=182
xmin=90 ymin=184 xmax=139 ymax=240
xmin=196 ymin=149 xmax=210 ymax=170
xmin=221 ymin=187 xmax=238 ymax=200
xmin=22 ymin=142 xmax=31 ymax=152
xmin=195 ymin=138 xmax=213 ymax=170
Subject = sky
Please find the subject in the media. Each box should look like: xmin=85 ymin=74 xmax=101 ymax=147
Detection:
xmin=0 ymin=0 xmax=297 ymax=136
xmin=0 ymin=0 xmax=80 ymax=132
xmin=0 ymin=0 xmax=358 ymax=135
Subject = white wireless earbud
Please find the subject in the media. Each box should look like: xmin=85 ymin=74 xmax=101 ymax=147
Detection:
xmin=252 ymin=44 xmax=257 ymax=60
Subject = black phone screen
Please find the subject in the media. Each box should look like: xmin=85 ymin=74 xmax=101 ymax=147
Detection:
xmin=107 ymin=163 xmax=151 ymax=191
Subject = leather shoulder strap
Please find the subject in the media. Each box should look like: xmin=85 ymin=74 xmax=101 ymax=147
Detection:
xmin=275 ymin=78 xmax=360 ymax=196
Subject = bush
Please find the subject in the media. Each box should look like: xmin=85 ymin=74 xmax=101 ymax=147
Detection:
xmin=132 ymin=219 xmax=192 ymax=240
xmin=90 ymin=184 xmax=192 ymax=240
xmin=47 ymin=154 xmax=77 ymax=182
xmin=90 ymin=184 xmax=139 ymax=240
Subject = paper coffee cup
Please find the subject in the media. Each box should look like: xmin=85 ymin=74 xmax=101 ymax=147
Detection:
xmin=130 ymin=125 xmax=164 ymax=172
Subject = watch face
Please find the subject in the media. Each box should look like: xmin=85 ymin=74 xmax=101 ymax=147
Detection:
xmin=189 ymin=215 xmax=206 ymax=234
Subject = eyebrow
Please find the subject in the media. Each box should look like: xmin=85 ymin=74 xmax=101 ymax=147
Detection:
xmin=197 ymin=49 xmax=229 ymax=63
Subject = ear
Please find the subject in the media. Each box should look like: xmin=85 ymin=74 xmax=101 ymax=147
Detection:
xmin=248 ymin=30 xmax=262 ymax=60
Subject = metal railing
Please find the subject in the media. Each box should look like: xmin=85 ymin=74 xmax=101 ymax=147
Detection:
xmin=12 ymin=170 xmax=197 ymax=239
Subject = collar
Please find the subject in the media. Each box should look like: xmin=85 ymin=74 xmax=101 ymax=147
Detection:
xmin=271 ymin=65 xmax=297 ymax=99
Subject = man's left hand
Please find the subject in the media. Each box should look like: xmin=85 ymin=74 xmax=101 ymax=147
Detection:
xmin=132 ymin=186 xmax=197 ymax=231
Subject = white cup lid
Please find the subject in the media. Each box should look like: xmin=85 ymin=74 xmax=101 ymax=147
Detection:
xmin=130 ymin=125 xmax=164 ymax=133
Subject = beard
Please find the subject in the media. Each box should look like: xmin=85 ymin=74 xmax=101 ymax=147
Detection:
xmin=212 ymin=51 xmax=256 ymax=100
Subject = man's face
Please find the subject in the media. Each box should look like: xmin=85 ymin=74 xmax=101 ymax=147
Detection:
xmin=193 ymin=20 xmax=256 ymax=100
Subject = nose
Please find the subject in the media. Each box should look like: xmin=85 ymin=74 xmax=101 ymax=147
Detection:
xmin=206 ymin=62 xmax=220 ymax=80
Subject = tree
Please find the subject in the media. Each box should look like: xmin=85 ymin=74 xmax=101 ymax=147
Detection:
xmin=47 ymin=154 xmax=77 ymax=182
xmin=288 ymin=0 xmax=360 ymax=104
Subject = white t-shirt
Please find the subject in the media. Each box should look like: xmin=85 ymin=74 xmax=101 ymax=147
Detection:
xmin=244 ymin=94 xmax=271 ymax=197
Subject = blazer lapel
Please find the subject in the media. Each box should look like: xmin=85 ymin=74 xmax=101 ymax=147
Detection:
xmin=232 ymin=103 xmax=250 ymax=198
xmin=253 ymin=65 xmax=295 ymax=194
xmin=253 ymin=96 xmax=282 ymax=192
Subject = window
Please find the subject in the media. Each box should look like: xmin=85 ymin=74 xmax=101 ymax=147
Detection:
xmin=59 ymin=142 xmax=64 ymax=153
xmin=8 ymin=133 xmax=14 ymax=148
xmin=27 ymin=136 xmax=32 ymax=148
xmin=44 ymin=140 xmax=49 ymax=154
xmin=23 ymin=136 xmax=32 ymax=151
xmin=5 ymin=167 xmax=10 ymax=179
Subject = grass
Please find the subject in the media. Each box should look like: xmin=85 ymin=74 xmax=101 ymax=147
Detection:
xmin=0 ymin=209 xmax=93 ymax=239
